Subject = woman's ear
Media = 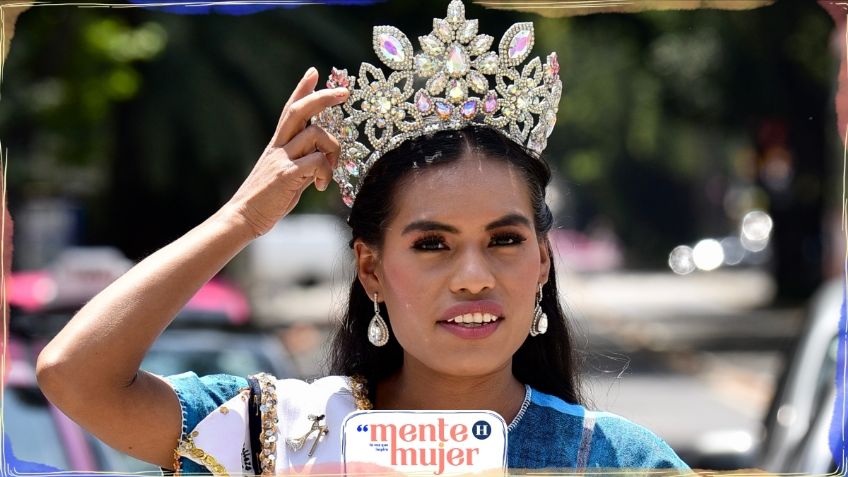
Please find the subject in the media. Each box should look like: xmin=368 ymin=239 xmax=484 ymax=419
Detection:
xmin=354 ymin=239 xmax=382 ymax=297
xmin=538 ymin=237 xmax=551 ymax=286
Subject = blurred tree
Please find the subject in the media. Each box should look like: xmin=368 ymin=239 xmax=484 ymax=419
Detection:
xmin=538 ymin=1 xmax=836 ymax=299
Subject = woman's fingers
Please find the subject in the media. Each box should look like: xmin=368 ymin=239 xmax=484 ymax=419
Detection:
xmin=225 ymin=69 xmax=349 ymax=237
xmin=285 ymin=67 xmax=319 ymax=111
xmin=269 ymin=68 xmax=319 ymax=146
xmin=271 ymin=87 xmax=349 ymax=148
xmin=284 ymin=124 xmax=340 ymax=169
xmin=284 ymin=149 xmax=334 ymax=192
xmin=283 ymin=125 xmax=339 ymax=191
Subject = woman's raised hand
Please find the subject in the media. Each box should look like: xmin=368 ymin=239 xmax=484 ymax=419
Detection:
xmin=36 ymin=67 xmax=348 ymax=470
xmin=226 ymin=67 xmax=348 ymax=237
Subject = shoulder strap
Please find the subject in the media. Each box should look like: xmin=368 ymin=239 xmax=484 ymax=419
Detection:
xmin=247 ymin=375 xmax=263 ymax=475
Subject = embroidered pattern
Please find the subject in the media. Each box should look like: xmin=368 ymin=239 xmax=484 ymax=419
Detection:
xmin=253 ymin=372 xmax=280 ymax=475
xmin=175 ymin=430 xmax=229 ymax=477
xmin=507 ymin=384 xmax=532 ymax=432
xmin=349 ymin=375 xmax=373 ymax=410
xmin=172 ymin=374 xmax=372 ymax=474
xmin=575 ymin=413 xmax=596 ymax=469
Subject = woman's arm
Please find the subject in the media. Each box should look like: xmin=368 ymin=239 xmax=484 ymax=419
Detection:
xmin=35 ymin=68 xmax=347 ymax=469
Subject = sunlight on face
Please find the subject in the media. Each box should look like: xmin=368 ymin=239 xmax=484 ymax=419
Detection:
xmin=374 ymin=153 xmax=550 ymax=378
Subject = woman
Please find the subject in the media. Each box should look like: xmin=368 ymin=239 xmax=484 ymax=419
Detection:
xmin=36 ymin=1 xmax=689 ymax=473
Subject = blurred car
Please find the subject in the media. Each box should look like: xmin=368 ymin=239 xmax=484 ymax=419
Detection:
xmin=7 ymin=326 xmax=297 ymax=472
xmin=242 ymin=213 xmax=351 ymax=326
xmin=9 ymin=247 xmax=133 ymax=313
xmin=6 ymin=247 xmax=298 ymax=472
xmin=245 ymin=214 xmax=349 ymax=289
xmin=690 ymin=279 xmax=842 ymax=471
xmin=4 ymin=336 xmax=91 ymax=471
xmin=549 ymin=228 xmax=623 ymax=273
xmin=756 ymin=279 xmax=841 ymax=473
xmin=144 ymin=328 xmax=296 ymax=378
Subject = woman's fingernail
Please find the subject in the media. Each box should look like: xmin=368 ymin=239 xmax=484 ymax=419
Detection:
xmin=304 ymin=67 xmax=316 ymax=78
xmin=317 ymin=180 xmax=328 ymax=191
xmin=335 ymin=88 xmax=349 ymax=98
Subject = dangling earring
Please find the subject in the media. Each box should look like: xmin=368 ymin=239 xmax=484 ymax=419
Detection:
xmin=530 ymin=284 xmax=548 ymax=337
xmin=368 ymin=292 xmax=390 ymax=347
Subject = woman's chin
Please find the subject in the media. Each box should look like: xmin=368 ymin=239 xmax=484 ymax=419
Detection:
xmin=421 ymin=355 xmax=513 ymax=380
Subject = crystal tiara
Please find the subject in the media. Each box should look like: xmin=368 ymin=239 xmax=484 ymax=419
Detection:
xmin=312 ymin=0 xmax=562 ymax=207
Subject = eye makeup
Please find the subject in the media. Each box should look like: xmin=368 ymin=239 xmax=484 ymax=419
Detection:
xmin=410 ymin=231 xmax=527 ymax=251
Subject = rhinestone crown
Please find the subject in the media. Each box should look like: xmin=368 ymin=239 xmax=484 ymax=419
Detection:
xmin=313 ymin=0 xmax=562 ymax=207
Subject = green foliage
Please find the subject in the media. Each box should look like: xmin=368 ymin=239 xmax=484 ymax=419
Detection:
xmin=1 ymin=8 xmax=167 ymax=201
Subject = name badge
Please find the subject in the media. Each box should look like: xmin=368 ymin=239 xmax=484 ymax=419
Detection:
xmin=341 ymin=411 xmax=507 ymax=476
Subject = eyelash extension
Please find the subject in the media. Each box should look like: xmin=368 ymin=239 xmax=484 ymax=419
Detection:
xmin=412 ymin=234 xmax=447 ymax=251
xmin=490 ymin=232 xmax=527 ymax=246
xmin=411 ymin=232 xmax=527 ymax=251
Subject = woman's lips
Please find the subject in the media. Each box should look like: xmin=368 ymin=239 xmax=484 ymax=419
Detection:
xmin=438 ymin=300 xmax=504 ymax=339
xmin=438 ymin=318 xmax=501 ymax=339
xmin=439 ymin=300 xmax=504 ymax=322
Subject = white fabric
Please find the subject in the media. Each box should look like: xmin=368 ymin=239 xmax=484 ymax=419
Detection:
xmin=183 ymin=376 xmax=357 ymax=475
xmin=274 ymin=376 xmax=358 ymax=474
xmin=188 ymin=388 xmax=253 ymax=474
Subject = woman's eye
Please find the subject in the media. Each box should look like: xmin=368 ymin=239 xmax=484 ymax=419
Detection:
xmin=413 ymin=236 xmax=448 ymax=251
xmin=490 ymin=233 xmax=526 ymax=246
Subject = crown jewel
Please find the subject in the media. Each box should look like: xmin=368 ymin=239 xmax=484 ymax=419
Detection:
xmin=313 ymin=0 xmax=562 ymax=207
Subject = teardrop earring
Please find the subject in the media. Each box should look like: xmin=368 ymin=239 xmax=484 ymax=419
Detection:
xmin=530 ymin=284 xmax=548 ymax=337
xmin=368 ymin=293 xmax=390 ymax=347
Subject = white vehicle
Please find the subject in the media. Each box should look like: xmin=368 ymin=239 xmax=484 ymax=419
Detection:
xmin=240 ymin=214 xmax=353 ymax=325
xmin=757 ymin=279 xmax=842 ymax=473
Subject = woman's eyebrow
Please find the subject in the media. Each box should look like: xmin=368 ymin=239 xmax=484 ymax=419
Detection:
xmin=485 ymin=213 xmax=532 ymax=230
xmin=401 ymin=214 xmax=531 ymax=235
xmin=401 ymin=221 xmax=460 ymax=235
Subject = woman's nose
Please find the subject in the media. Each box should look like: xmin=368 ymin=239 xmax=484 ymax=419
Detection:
xmin=449 ymin=247 xmax=495 ymax=295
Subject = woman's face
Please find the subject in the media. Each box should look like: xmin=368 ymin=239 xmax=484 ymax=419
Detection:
xmin=356 ymin=153 xmax=550 ymax=378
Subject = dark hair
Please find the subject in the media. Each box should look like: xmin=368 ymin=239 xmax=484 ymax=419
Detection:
xmin=327 ymin=125 xmax=584 ymax=405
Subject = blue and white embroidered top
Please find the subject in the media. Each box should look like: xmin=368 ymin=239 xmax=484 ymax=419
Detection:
xmin=164 ymin=372 xmax=690 ymax=474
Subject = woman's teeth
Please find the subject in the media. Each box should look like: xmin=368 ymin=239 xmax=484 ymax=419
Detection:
xmin=445 ymin=313 xmax=499 ymax=326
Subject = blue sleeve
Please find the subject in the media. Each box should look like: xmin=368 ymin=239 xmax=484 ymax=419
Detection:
xmin=162 ymin=372 xmax=249 ymax=474
xmin=587 ymin=414 xmax=690 ymax=471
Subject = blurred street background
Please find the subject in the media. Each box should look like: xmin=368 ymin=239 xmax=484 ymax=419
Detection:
xmin=2 ymin=0 xmax=846 ymax=473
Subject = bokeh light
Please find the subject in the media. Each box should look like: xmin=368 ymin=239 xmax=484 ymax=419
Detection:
xmin=720 ymin=236 xmax=745 ymax=266
xmin=741 ymin=210 xmax=773 ymax=242
xmin=693 ymin=239 xmax=724 ymax=271
xmin=668 ymin=245 xmax=696 ymax=275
